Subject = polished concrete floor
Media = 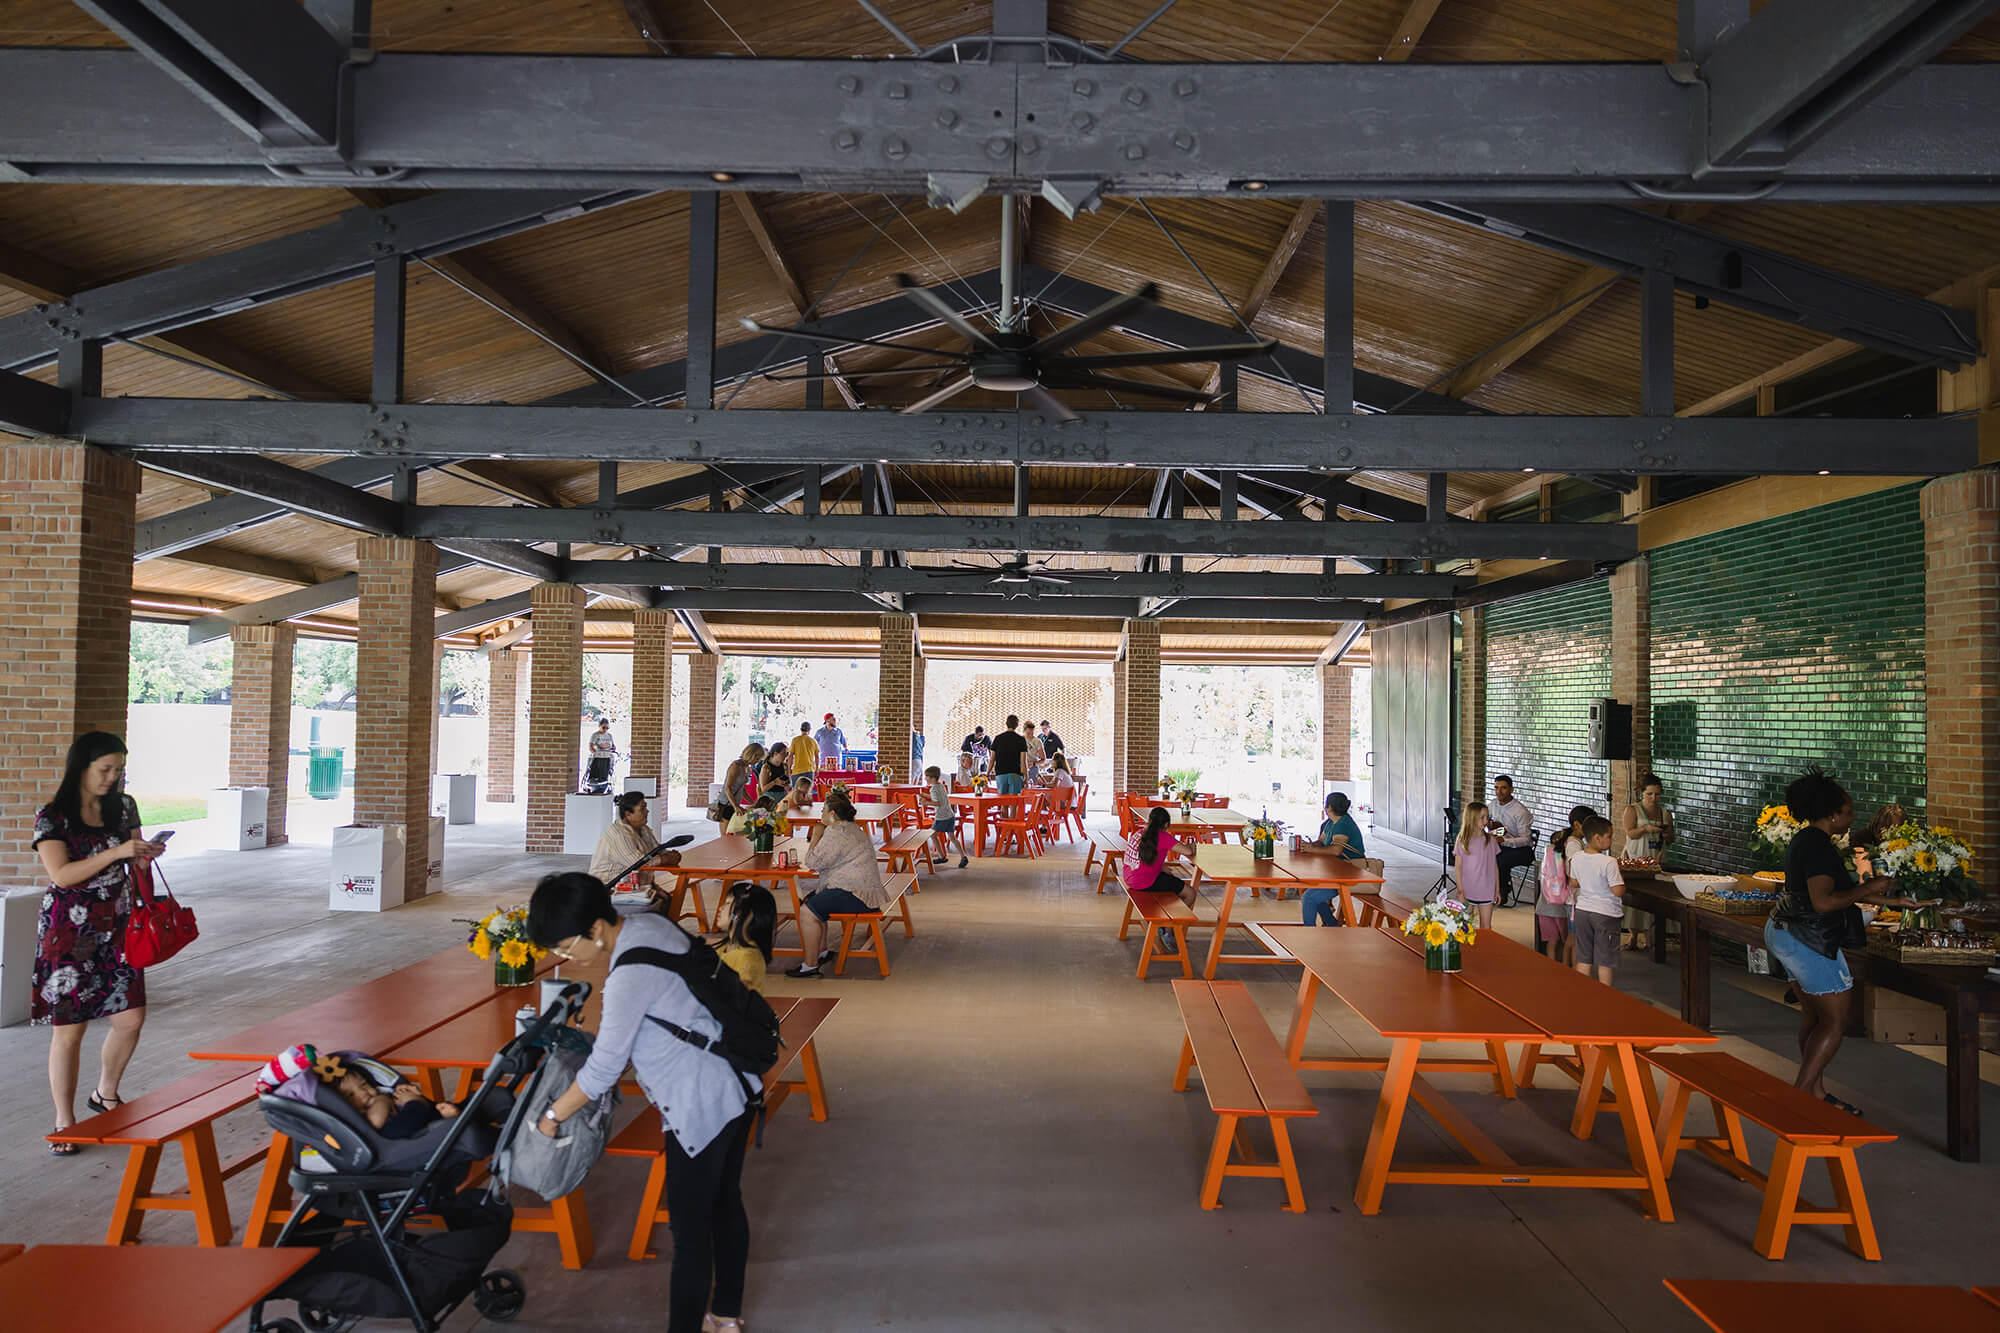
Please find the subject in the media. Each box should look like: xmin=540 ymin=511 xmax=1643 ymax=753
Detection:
xmin=1 ymin=810 xmax=1995 ymax=1331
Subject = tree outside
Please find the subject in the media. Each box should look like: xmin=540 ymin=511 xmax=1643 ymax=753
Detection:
xmin=128 ymin=622 xmax=232 ymax=703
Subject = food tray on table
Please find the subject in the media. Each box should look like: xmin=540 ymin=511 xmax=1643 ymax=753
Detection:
xmin=1866 ymin=932 xmax=2000 ymax=966
xmin=1617 ymin=858 xmax=1660 ymax=879
xmin=1694 ymin=890 xmax=1777 ymax=916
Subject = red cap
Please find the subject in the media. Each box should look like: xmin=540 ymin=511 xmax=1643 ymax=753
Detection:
xmin=824 ymin=713 xmax=835 ymax=721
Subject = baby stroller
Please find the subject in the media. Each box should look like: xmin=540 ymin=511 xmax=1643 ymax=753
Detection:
xmin=581 ymin=753 xmax=617 ymax=794
xmin=245 ymin=982 xmax=593 ymax=1333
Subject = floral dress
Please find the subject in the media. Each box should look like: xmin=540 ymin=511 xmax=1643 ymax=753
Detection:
xmin=31 ymin=797 xmax=145 ymax=1026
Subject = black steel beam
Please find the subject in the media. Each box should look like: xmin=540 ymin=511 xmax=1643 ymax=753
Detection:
xmin=0 ymin=367 xmax=69 ymax=436
xmin=564 ymin=560 xmax=1466 ymax=600
xmin=433 ymin=538 xmax=564 ymax=583
xmin=686 ymin=192 xmax=718 ymax=412
xmin=432 ymin=591 xmax=532 ymax=637
xmin=1324 ymin=199 xmax=1354 ymax=417
xmin=6 ymin=52 xmax=2000 ymax=198
xmin=126 ymin=450 xmax=404 ymax=534
xmin=0 ymin=189 xmax=647 ymax=374
xmin=1410 ymin=201 xmax=1979 ymax=365
xmin=1370 ymin=559 xmax=1610 ymax=629
xmin=80 ymin=397 xmax=1979 ymax=476
xmin=136 ymin=457 xmax=436 ymax=559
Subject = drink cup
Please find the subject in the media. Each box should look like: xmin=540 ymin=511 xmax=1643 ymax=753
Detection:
xmin=539 ymin=977 xmax=567 ymax=1013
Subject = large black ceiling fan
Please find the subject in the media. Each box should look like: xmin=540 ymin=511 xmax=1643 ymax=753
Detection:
xmin=744 ymin=204 xmax=1277 ymax=421
xmin=922 ymin=553 xmax=1123 ymax=588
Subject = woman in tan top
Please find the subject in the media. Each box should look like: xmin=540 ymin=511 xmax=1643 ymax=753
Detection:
xmin=786 ymin=793 xmax=888 ymax=978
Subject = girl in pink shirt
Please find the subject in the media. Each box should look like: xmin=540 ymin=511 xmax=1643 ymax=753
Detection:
xmin=1455 ymin=800 xmax=1501 ymax=930
xmin=1123 ymin=807 xmax=1197 ymax=953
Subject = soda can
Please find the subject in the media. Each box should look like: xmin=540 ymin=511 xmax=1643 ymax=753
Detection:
xmin=514 ymin=1004 xmax=539 ymax=1037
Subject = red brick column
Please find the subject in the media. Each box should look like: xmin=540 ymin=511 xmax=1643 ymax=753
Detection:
xmin=686 ymin=653 xmax=719 ymax=809
xmin=430 ymin=640 xmax=447 ymax=772
xmin=353 ymin=537 xmax=438 ymax=894
xmin=629 ymin=609 xmax=673 ymax=794
xmin=1608 ymin=558 xmax=1652 ymax=814
xmin=0 ymin=441 xmax=138 ymax=884
xmin=1112 ymin=654 xmax=1129 ymax=793
xmin=486 ymin=649 xmax=519 ymax=802
xmin=526 ymin=583 xmax=585 ymax=853
xmin=877 ymin=613 xmax=915 ymax=779
xmin=1923 ymin=470 xmax=2000 ymax=861
xmin=229 ymin=624 xmax=296 ymax=845
xmin=1122 ymin=619 xmax=1161 ymax=794
xmin=1318 ymin=663 xmax=1352 ymax=784
xmin=911 ymin=649 xmax=927 ymax=736
xmin=1458 ymin=607 xmax=1486 ymax=807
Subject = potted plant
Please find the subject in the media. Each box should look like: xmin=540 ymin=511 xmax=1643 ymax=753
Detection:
xmin=459 ymin=905 xmax=545 ymax=987
xmin=1873 ymin=821 xmax=1977 ymax=902
xmin=744 ymin=805 xmax=779 ymax=855
xmin=1249 ymin=818 xmax=1279 ymax=859
xmin=1402 ymin=899 xmax=1477 ymax=973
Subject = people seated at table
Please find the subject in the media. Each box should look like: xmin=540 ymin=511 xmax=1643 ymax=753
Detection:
xmin=788 ymin=720 xmax=819 ymax=775
xmin=951 ymin=751 xmax=980 ymax=788
xmin=1046 ymin=753 xmax=1076 ymax=789
xmin=721 ymin=743 xmax=767 ymax=816
xmin=788 ymin=793 xmax=892 ymax=978
xmin=1298 ymin=792 xmax=1367 ymax=927
xmin=1451 ymin=799 xmax=1503 ymax=930
xmin=1569 ymin=816 xmax=1627 ymax=984
xmin=1124 ymin=806 xmax=1199 ymax=953
xmin=708 ymin=881 xmax=776 ymax=994
xmin=1537 ymin=805 xmax=1595 ymax=962
xmin=925 ymin=765 xmax=969 ymax=868
xmin=1488 ymin=775 xmax=1536 ymax=907
xmin=590 ymin=791 xmax=676 ymax=893
xmin=990 ymin=713 xmax=1030 ymax=795
xmin=526 ymin=872 xmax=760 ymax=1333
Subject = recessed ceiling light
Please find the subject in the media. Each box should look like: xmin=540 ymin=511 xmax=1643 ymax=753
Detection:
xmin=1122 ymin=462 xmax=1137 ymax=468
xmin=1818 ymin=469 xmax=1830 ymax=475
xmin=1521 ymin=466 xmax=1536 ymax=473
xmin=711 ymin=172 xmax=736 ymax=183
xmin=1244 ymin=180 xmax=1267 ymax=191
xmin=489 ymin=452 xmax=505 ymax=460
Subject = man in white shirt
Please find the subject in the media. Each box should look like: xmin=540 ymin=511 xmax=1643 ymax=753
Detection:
xmin=1488 ymin=774 xmax=1536 ymax=907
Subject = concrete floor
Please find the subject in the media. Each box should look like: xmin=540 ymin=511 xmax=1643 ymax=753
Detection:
xmin=2 ymin=812 xmax=1995 ymax=1331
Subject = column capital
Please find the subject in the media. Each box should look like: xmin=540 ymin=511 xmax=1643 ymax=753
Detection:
xmin=355 ymin=535 xmax=436 ymax=567
xmin=1920 ymin=466 xmax=2000 ymax=520
xmin=228 ymin=622 xmax=298 ymax=649
xmin=531 ymin=581 xmax=586 ymax=610
xmin=634 ymin=607 xmax=674 ymax=628
xmin=2 ymin=438 xmax=140 ymax=494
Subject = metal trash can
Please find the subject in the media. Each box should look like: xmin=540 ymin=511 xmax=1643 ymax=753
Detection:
xmin=308 ymin=746 xmax=345 ymax=800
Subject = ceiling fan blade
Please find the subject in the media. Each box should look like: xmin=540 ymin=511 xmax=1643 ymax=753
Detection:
xmin=1043 ymin=371 xmax=1216 ymax=404
xmin=1027 ymin=572 xmax=1073 ymax=585
xmin=894 ymin=275 xmax=1001 ymax=351
xmin=900 ymin=373 xmax=978 ymax=415
xmin=1052 ymin=569 xmax=1121 ymax=581
xmin=762 ymin=362 xmax=970 ymax=381
xmin=1052 ymin=339 xmax=1279 ymax=370
xmin=924 ymin=566 xmax=1007 ymax=579
xmin=738 ymin=316 xmax=949 ymax=358
xmin=1026 ymin=283 xmax=1159 ymax=359
xmin=1021 ymin=384 xmax=1079 ymax=424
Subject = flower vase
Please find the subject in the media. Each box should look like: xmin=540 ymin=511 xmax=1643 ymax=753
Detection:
xmin=1253 ymin=836 xmax=1274 ymax=859
xmin=753 ymin=828 xmax=775 ymax=855
xmin=494 ymin=954 xmax=534 ymax=987
xmin=1424 ymin=940 xmax=1462 ymax=973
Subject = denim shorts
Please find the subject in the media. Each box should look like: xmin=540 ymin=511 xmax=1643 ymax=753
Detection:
xmin=1764 ymin=917 xmax=1854 ymax=995
xmin=1572 ymin=910 xmax=1623 ymax=968
xmin=803 ymin=886 xmax=873 ymax=920
xmin=932 ymin=816 xmax=956 ymax=832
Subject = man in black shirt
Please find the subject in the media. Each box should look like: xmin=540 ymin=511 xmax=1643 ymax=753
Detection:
xmin=989 ymin=715 xmax=1029 ymax=795
xmin=1038 ymin=721 xmax=1064 ymax=759
xmin=961 ymin=725 xmax=987 ymax=755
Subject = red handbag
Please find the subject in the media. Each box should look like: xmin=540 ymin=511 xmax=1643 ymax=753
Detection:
xmin=124 ymin=860 xmax=199 ymax=967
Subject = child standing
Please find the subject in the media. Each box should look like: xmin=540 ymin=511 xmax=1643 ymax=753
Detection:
xmin=925 ymin=765 xmax=968 ymax=869
xmin=1537 ymin=804 xmax=1594 ymax=962
xmin=1569 ymin=815 xmax=1627 ymax=984
xmin=1454 ymin=801 xmax=1501 ymax=930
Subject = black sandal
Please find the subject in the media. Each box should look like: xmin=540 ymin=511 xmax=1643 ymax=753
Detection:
xmin=86 ymin=1092 xmax=122 ymax=1115
xmin=49 ymin=1128 xmax=78 ymax=1156
xmin=1822 ymin=1093 xmax=1863 ymax=1116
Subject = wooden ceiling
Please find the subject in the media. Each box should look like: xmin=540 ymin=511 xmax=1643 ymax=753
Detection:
xmin=6 ymin=0 xmax=2000 ymax=657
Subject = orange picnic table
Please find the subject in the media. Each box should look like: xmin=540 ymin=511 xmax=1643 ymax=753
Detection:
xmin=0 ymin=1243 xmax=313 ymax=1333
xmin=948 ymin=790 xmax=1015 ymax=856
xmin=1186 ymin=844 xmax=1383 ymax=980
xmin=1664 ymin=1280 xmax=2000 ymax=1333
xmin=1256 ymin=924 xmax=1713 ymax=1218
xmin=786 ymin=801 xmax=899 ymax=840
xmin=653 ymin=831 xmax=800 ymax=930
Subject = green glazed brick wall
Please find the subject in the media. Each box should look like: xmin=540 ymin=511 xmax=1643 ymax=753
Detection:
xmin=1482 ymin=580 xmax=1613 ymax=838
xmin=1648 ymin=483 xmax=1927 ymax=872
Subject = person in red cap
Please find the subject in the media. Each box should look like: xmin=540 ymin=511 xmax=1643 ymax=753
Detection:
xmin=813 ymin=714 xmax=848 ymax=769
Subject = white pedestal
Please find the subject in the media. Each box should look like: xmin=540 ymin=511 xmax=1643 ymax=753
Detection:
xmin=432 ymin=774 xmax=477 ymax=825
xmin=329 ymin=824 xmax=406 ymax=913
xmin=622 ymin=777 xmax=657 ymax=798
xmin=1 ymin=888 xmax=42 ymax=1027
xmin=208 ymin=786 xmax=270 ymax=851
xmin=417 ymin=816 xmax=445 ymax=900
xmin=564 ymin=794 xmax=615 ymax=855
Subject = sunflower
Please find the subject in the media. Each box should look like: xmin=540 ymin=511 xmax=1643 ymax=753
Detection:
xmin=469 ymin=931 xmax=493 ymax=960
xmin=1915 ymin=849 xmax=1937 ymax=873
xmin=499 ymin=938 xmax=530 ymax=967
xmin=1424 ymin=922 xmax=1449 ymax=948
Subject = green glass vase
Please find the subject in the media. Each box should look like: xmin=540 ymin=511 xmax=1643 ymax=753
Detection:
xmin=753 ymin=828 xmax=775 ymax=854
xmin=494 ymin=953 xmax=534 ymax=987
xmin=1425 ymin=940 xmax=1462 ymax=973
xmin=1253 ymin=836 xmax=1275 ymax=859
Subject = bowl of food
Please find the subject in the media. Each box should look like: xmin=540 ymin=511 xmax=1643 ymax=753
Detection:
xmin=1671 ymin=873 xmax=1738 ymax=901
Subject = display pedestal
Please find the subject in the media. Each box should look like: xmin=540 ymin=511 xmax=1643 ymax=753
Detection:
xmin=329 ymin=824 xmax=407 ymax=913
xmin=622 ymin=777 xmax=657 ymax=797
xmin=209 ymin=786 xmax=270 ymax=851
xmin=432 ymin=774 xmax=477 ymax=825
xmin=564 ymin=794 xmax=615 ymax=855
xmin=0 ymin=888 xmax=41 ymax=1026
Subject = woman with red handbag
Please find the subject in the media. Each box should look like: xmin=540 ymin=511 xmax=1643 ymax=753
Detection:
xmin=33 ymin=732 xmax=165 ymax=1155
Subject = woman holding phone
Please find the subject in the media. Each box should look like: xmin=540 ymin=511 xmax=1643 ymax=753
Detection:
xmin=33 ymin=732 xmax=164 ymax=1153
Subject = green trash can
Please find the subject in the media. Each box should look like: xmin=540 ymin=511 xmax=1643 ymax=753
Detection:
xmin=307 ymin=746 xmax=345 ymax=800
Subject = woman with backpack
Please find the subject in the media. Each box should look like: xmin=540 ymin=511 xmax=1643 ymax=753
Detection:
xmin=527 ymin=871 xmax=761 ymax=1333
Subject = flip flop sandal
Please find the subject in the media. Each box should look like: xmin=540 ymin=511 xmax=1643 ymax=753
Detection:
xmin=1822 ymin=1093 xmax=1864 ymax=1116
xmin=87 ymin=1092 xmax=123 ymax=1114
xmin=49 ymin=1129 xmax=78 ymax=1156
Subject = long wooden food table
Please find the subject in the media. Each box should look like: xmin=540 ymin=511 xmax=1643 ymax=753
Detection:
xmin=1665 ymin=1279 xmax=2000 ymax=1333
xmin=1185 ymin=844 xmax=1383 ymax=980
xmin=1257 ymin=923 xmax=1715 ymax=1218
xmin=1622 ymin=876 xmax=2000 ymax=1162
xmin=0 ymin=1243 xmax=313 ymax=1333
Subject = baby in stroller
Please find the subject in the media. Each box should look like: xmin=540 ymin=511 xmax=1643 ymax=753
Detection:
xmin=330 ymin=1061 xmax=460 ymax=1138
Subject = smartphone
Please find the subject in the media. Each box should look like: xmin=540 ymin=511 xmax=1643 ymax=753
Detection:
xmin=153 ymin=829 xmax=175 ymax=844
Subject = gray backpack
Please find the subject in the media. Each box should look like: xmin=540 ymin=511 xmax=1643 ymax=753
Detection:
xmin=488 ymin=1031 xmax=620 ymax=1202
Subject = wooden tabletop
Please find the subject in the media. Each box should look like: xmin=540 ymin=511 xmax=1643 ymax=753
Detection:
xmin=1259 ymin=926 xmax=1544 ymax=1041
xmin=667 ymin=833 xmax=769 ymax=873
xmin=1192 ymin=843 xmax=1299 ymax=884
xmin=1664 ymin=1280 xmax=2000 ymax=1333
xmin=0 ymin=1244 xmax=313 ymax=1333
xmin=790 ymin=801 xmax=899 ymax=823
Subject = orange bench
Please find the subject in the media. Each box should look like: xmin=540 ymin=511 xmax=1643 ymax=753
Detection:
xmin=1170 ymin=980 xmax=1318 ymax=1211
xmin=1085 ymin=834 xmax=1126 ymax=893
xmin=827 ymin=873 xmax=917 ymax=976
xmin=608 ymin=995 xmax=838 ymax=1260
xmin=881 ymin=826 xmax=936 ymax=884
xmin=1647 ymin=1050 xmax=1896 ymax=1260
xmin=48 ymin=1064 xmax=262 ymax=1246
xmin=1119 ymin=886 xmax=1199 ymax=980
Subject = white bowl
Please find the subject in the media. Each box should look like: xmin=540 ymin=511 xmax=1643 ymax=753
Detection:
xmin=1671 ymin=873 xmax=1738 ymax=900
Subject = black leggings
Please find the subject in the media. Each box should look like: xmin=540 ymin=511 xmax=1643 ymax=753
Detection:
xmin=665 ymin=1107 xmax=754 ymax=1332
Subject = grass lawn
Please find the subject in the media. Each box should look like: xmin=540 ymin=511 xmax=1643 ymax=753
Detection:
xmin=130 ymin=793 xmax=209 ymax=825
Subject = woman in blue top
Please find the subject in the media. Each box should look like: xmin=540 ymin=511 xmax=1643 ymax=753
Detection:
xmin=1301 ymin=792 xmax=1365 ymax=926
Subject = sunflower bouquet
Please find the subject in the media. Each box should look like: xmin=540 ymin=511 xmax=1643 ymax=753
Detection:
xmin=1402 ymin=899 xmax=1476 ymax=971
xmin=827 ymin=781 xmax=855 ymax=805
xmin=1752 ymin=801 xmax=1855 ymax=871
xmin=1874 ymin=821 xmax=1979 ymax=902
xmin=1248 ymin=818 xmax=1279 ymax=857
xmin=458 ymin=905 xmax=546 ymax=986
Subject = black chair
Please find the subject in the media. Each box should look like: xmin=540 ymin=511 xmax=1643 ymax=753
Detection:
xmin=1499 ymin=830 xmax=1541 ymax=907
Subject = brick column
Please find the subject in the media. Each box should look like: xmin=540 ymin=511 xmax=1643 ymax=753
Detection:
xmin=526 ymin=583 xmax=585 ymax=853
xmin=0 ymin=442 xmax=138 ymax=885
xmin=486 ymin=649 xmax=519 ymax=802
xmin=877 ymin=613 xmax=915 ymax=779
xmin=1318 ymin=663 xmax=1352 ymax=784
xmin=1608 ymin=557 xmax=1653 ymax=814
xmin=229 ymin=624 xmax=296 ymax=845
xmin=630 ymin=609 xmax=674 ymax=794
xmin=430 ymin=640 xmax=447 ymax=772
xmin=911 ymin=649 xmax=927 ymax=738
xmin=1112 ymin=654 xmax=1129 ymax=793
xmin=685 ymin=653 xmax=719 ymax=809
xmin=1123 ymin=619 xmax=1161 ymax=794
xmin=353 ymin=538 xmax=438 ymax=895
xmin=1922 ymin=470 xmax=2000 ymax=860
xmin=1459 ymin=606 xmax=1487 ymax=806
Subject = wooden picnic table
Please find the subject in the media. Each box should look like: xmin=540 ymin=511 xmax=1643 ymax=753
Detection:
xmin=1623 ymin=876 xmax=2000 ymax=1162
xmin=1663 ymin=1279 xmax=2000 ymax=1333
xmin=1185 ymin=845 xmax=1382 ymax=980
xmin=949 ymin=790 xmax=1018 ymax=857
xmin=786 ymin=801 xmax=900 ymax=841
xmin=0 ymin=1243 xmax=313 ymax=1333
xmin=1258 ymin=923 xmax=1713 ymax=1218
xmin=852 ymin=782 xmax=927 ymax=801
